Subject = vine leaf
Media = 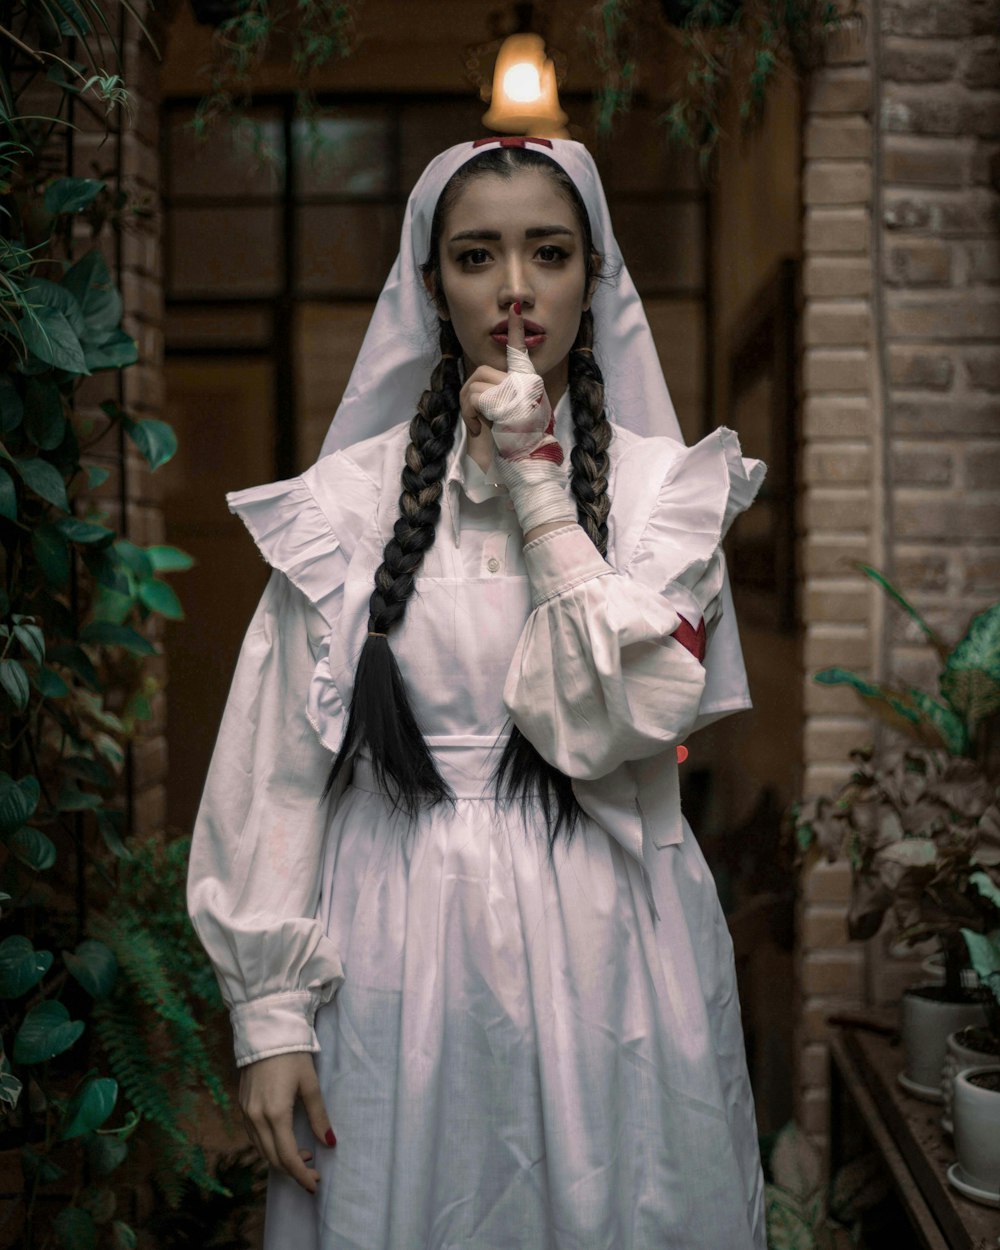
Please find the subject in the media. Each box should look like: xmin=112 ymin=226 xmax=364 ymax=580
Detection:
xmin=0 ymin=658 xmax=30 ymax=710
xmin=64 ymin=939 xmax=118 ymax=998
xmin=0 ymin=773 xmax=40 ymax=834
xmin=8 ymin=826 xmax=58 ymax=871
xmin=13 ymin=1000 xmax=85 ymax=1064
xmin=13 ymin=455 xmax=69 ymax=510
xmin=44 ymin=176 xmax=104 ymax=215
xmin=19 ymin=306 xmax=88 ymax=375
xmin=0 ymin=466 xmax=16 ymax=521
xmin=122 ymin=415 xmax=177 ymax=471
xmin=139 ymin=577 xmax=183 ymax=620
xmin=0 ymin=935 xmax=54 ymax=997
xmin=59 ymin=1075 xmax=118 ymax=1140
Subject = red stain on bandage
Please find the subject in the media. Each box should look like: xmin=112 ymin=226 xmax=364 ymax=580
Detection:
xmin=672 ymin=615 xmax=706 ymax=663
xmin=527 ymin=443 xmax=565 ymax=465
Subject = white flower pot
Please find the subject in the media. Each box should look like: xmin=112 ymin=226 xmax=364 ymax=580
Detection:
xmin=941 ymin=1029 xmax=998 ymax=1134
xmin=898 ymin=984 xmax=984 ymax=1101
xmin=950 ymin=1066 xmax=1000 ymax=1205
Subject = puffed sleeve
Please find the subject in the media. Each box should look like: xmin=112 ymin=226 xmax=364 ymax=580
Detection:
xmin=187 ymin=457 xmax=376 ymax=1068
xmin=503 ymin=426 xmax=765 ymax=782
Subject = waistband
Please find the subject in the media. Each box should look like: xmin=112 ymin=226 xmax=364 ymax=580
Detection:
xmin=351 ymin=737 xmax=508 ymax=799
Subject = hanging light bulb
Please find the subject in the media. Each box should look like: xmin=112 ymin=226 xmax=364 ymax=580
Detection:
xmin=482 ymin=32 xmax=569 ymax=138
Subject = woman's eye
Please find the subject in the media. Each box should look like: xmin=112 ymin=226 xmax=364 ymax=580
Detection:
xmin=458 ymin=248 xmax=492 ymax=267
xmin=536 ymin=245 xmax=569 ymax=263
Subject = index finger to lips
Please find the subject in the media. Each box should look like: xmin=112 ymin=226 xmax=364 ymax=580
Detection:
xmin=507 ymin=300 xmax=526 ymax=358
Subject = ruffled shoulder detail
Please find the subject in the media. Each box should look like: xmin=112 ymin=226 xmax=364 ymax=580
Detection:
xmin=226 ymin=453 xmax=378 ymax=630
xmin=615 ymin=426 xmax=766 ymax=589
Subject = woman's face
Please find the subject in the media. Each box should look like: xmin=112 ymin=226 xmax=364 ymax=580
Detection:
xmin=432 ymin=168 xmax=592 ymax=401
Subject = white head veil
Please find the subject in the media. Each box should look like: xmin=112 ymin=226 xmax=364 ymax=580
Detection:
xmin=318 ymin=136 xmax=684 ymax=458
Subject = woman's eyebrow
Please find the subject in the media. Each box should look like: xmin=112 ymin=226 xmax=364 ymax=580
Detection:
xmin=447 ymin=225 xmax=576 ymax=243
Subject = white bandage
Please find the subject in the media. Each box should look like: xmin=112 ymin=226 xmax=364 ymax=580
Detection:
xmin=477 ymin=346 xmax=577 ymax=536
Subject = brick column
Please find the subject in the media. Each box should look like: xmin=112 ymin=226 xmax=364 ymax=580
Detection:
xmin=795 ymin=0 xmax=1000 ymax=1155
xmin=796 ymin=5 xmax=879 ymax=1147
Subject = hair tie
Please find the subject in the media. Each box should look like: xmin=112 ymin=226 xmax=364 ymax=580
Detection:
xmin=440 ymin=353 xmax=457 ymax=360
xmin=368 ymin=631 xmax=388 ymax=638
xmin=572 ymin=346 xmax=594 ymax=355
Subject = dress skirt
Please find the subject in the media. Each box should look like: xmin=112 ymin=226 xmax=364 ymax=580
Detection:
xmin=262 ymin=748 xmax=765 ymax=1250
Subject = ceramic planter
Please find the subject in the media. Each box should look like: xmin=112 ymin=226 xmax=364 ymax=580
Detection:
xmin=949 ymin=1066 xmax=1000 ymax=1207
xmin=941 ymin=1029 xmax=999 ymax=1134
xmin=898 ymin=984 xmax=984 ymax=1101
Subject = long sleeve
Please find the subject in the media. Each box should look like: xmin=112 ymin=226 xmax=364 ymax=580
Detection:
xmin=503 ymin=426 xmax=766 ymax=782
xmin=187 ymin=569 xmax=345 ymax=1067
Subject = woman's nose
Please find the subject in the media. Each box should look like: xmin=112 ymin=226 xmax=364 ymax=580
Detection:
xmin=498 ymin=261 xmax=533 ymax=310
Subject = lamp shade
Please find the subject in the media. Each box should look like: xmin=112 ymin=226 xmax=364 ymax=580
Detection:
xmin=482 ymin=33 xmax=569 ymax=138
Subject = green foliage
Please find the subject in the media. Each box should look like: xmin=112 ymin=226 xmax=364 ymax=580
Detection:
xmin=810 ymin=566 xmax=1000 ymax=770
xmin=1 ymin=5 xmax=206 ymax=1245
xmin=587 ymin=0 xmax=858 ymax=169
xmin=92 ymin=834 xmax=233 ymax=1199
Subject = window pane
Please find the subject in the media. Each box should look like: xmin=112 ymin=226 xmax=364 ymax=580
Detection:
xmin=167 ymin=110 xmax=284 ymax=200
xmin=612 ymin=200 xmax=704 ymax=293
xmin=293 ymin=113 xmax=393 ymax=198
xmin=295 ymin=302 xmax=375 ymax=468
xmin=165 ymin=304 xmax=273 ymax=349
xmin=295 ymin=204 xmax=401 ymax=296
xmin=168 ymin=207 xmax=283 ymax=298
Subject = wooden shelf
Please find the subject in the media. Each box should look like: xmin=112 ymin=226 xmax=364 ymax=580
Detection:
xmin=830 ymin=1025 xmax=1000 ymax=1250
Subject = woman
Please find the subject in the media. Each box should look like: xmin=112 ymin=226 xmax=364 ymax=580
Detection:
xmin=188 ymin=136 xmax=768 ymax=1249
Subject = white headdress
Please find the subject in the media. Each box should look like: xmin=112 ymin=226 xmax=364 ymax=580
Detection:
xmin=319 ymin=136 xmax=683 ymax=458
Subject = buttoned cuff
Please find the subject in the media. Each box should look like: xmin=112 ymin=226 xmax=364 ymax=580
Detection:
xmin=522 ymin=524 xmax=611 ymax=607
xmin=230 ymin=989 xmax=328 ymax=1069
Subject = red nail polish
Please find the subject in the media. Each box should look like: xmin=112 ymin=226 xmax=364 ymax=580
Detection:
xmin=325 ymin=1129 xmax=337 ymax=1147
xmin=513 ymin=301 xmax=522 ymax=315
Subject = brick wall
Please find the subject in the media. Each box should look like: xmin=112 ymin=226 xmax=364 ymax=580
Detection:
xmin=795 ymin=0 xmax=1000 ymax=1152
xmin=73 ymin=0 xmax=167 ymax=841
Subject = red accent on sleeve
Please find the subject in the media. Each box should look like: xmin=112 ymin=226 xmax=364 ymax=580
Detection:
xmin=671 ymin=614 xmax=707 ymax=663
xmin=525 ymin=443 xmax=565 ymax=465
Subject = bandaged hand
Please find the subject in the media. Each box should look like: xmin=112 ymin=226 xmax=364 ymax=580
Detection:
xmin=475 ymin=306 xmax=577 ymax=537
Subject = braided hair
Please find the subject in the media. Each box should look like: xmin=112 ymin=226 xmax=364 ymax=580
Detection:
xmin=324 ymin=146 xmax=615 ymax=849
xmin=323 ymin=316 xmax=464 ymax=817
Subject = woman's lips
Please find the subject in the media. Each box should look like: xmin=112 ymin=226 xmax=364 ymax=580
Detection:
xmin=491 ymin=319 xmax=546 ymax=349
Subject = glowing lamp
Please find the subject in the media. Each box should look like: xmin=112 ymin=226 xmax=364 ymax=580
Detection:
xmin=482 ymin=33 xmax=569 ymax=138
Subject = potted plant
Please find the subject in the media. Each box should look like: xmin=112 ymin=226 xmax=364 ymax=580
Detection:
xmin=946 ymin=922 xmax=1000 ymax=1204
xmin=941 ymin=878 xmax=1000 ymax=1130
xmin=793 ymin=567 xmax=1000 ymax=1101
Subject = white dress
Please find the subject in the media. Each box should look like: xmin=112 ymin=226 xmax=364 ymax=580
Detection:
xmin=187 ymin=399 xmax=768 ymax=1250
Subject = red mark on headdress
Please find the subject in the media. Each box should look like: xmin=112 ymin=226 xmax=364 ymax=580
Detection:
xmin=472 ymin=136 xmax=554 ymax=149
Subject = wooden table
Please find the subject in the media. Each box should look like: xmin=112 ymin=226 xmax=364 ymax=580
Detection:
xmin=830 ymin=1024 xmax=1000 ymax=1250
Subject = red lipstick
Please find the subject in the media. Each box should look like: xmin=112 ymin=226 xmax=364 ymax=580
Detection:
xmin=491 ymin=318 xmax=547 ymax=349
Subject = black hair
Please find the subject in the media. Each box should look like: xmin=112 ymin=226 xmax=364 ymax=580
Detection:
xmin=324 ymin=146 xmax=614 ymax=856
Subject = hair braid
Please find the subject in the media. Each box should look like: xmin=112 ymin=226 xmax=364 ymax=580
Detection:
xmin=324 ymin=318 xmax=463 ymax=816
xmin=567 ymin=309 xmax=612 ymax=557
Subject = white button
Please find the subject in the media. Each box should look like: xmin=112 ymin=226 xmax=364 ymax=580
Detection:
xmin=487 ymin=557 xmax=501 ymax=573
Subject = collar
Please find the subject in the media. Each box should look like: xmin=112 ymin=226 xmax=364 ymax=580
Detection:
xmin=445 ymin=391 xmax=574 ymax=547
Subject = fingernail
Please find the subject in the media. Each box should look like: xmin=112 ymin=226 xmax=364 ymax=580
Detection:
xmin=325 ymin=1129 xmax=337 ymax=1147
xmin=513 ymin=301 xmax=522 ymax=315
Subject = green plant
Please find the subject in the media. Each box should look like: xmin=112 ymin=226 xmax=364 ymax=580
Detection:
xmin=962 ymin=872 xmax=1000 ymax=1042
xmin=0 ymin=3 xmax=231 ymax=1244
xmin=145 ymin=1146 xmax=268 ymax=1250
xmin=761 ymin=1121 xmax=887 ymax=1249
xmin=791 ymin=566 xmax=1000 ymax=994
xmin=585 ymin=0 xmax=860 ymax=168
xmin=91 ymin=834 xmax=233 ymax=1204
xmin=814 ymin=565 xmax=1000 ymax=767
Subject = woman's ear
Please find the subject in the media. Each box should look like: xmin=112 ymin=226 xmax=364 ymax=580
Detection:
xmin=422 ymin=269 xmax=450 ymax=320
